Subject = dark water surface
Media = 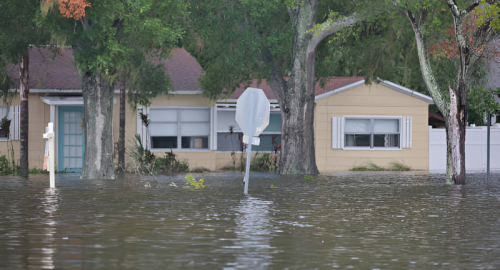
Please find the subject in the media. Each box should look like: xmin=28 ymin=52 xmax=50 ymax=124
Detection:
xmin=1 ymin=172 xmax=500 ymax=269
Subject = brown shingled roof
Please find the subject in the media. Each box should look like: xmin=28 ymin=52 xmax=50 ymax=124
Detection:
xmin=6 ymin=47 xmax=203 ymax=91
xmin=7 ymin=48 xmax=80 ymax=90
xmin=6 ymin=47 xmax=364 ymax=97
xmin=225 ymin=76 xmax=365 ymax=100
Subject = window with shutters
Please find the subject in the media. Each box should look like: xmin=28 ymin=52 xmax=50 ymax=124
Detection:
xmin=344 ymin=117 xmax=401 ymax=149
xmin=148 ymin=107 xmax=210 ymax=150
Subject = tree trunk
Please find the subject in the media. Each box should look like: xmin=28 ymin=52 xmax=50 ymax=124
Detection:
xmin=80 ymin=70 xmax=116 ymax=179
xmin=19 ymin=50 xmax=29 ymax=177
xmin=446 ymin=85 xmax=467 ymax=184
xmin=118 ymin=77 xmax=126 ymax=172
xmin=271 ymin=2 xmax=319 ymax=175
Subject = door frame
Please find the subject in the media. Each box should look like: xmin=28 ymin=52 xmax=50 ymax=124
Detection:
xmin=57 ymin=106 xmax=85 ymax=172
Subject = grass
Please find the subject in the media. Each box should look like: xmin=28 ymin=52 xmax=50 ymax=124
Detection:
xmin=190 ymin=167 xmax=211 ymax=173
xmin=29 ymin=167 xmax=49 ymax=174
xmin=389 ymin=161 xmax=411 ymax=171
xmin=351 ymin=161 xmax=411 ymax=172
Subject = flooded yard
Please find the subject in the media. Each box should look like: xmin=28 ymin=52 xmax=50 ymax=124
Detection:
xmin=1 ymin=172 xmax=500 ymax=269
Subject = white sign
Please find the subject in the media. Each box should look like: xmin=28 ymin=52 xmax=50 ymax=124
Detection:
xmin=235 ymin=88 xmax=270 ymax=195
xmin=235 ymin=88 xmax=270 ymax=141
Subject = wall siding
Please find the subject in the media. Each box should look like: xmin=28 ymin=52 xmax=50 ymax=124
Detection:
xmin=315 ymin=83 xmax=430 ymax=173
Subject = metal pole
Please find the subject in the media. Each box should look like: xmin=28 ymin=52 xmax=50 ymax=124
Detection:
xmin=487 ymin=112 xmax=491 ymax=185
xmin=244 ymin=143 xmax=252 ymax=195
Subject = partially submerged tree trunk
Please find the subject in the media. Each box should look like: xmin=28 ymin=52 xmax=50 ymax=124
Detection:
xmin=270 ymin=3 xmax=318 ymax=175
xmin=446 ymin=84 xmax=467 ymax=184
xmin=269 ymin=0 xmax=371 ymax=175
xmin=19 ymin=50 xmax=29 ymax=177
xmin=81 ymin=70 xmax=116 ymax=179
xmin=118 ymin=77 xmax=126 ymax=173
xmin=406 ymin=1 xmax=494 ymax=184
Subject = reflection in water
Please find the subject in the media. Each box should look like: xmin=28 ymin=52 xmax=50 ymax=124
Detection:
xmin=230 ymin=197 xmax=274 ymax=269
xmin=40 ymin=188 xmax=59 ymax=269
xmin=1 ymin=173 xmax=500 ymax=269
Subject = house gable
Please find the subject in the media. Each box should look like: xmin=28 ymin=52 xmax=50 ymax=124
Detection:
xmin=315 ymin=80 xmax=434 ymax=105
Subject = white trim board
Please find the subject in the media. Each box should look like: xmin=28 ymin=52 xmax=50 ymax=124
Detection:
xmin=314 ymin=79 xmax=434 ymax=104
xmin=41 ymin=96 xmax=117 ymax=105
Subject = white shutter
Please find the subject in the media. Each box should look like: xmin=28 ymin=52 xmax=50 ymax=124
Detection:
xmin=8 ymin=106 xmax=20 ymax=141
xmin=136 ymin=106 xmax=147 ymax=146
xmin=401 ymin=116 xmax=412 ymax=148
xmin=331 ymin=117 xmax=342 ymax=149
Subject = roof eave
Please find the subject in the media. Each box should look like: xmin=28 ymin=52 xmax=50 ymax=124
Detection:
xmin=314 ymin=80 xmax=365 ymax=101
xmin=379 ymin=80 xmax=434 ymax=104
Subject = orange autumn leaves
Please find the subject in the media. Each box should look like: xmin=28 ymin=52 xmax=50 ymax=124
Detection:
xmin=45 ymin=0 xmax=91 ymax=20
xmin=431 ymin=11 xmax=499 ymax=59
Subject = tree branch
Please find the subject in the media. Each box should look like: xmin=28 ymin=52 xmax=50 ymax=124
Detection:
xmin=407 ymin=10 xmax=450 ymax=116
xmin=444 ymin=0 xmax=462 ymax=17
xmin=465 ymin=1 xmax=480 ymax=13
xmin=307 ymin=12 xmax=369 ymax=53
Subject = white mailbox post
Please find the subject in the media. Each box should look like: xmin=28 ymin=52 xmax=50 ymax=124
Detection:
xmin=43 ymin=122 xmax=55 ymax=188
xmin=235 ymin=88 xmax=270 ymax=195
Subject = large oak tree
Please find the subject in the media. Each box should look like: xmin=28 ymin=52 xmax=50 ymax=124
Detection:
xmin=186 ymin=0 xmax=385 ymax=175
xmin=43 ymin=0 xmax=186 ymax=179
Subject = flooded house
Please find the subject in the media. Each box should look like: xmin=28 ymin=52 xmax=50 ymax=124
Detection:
xmin=3 ymin=47 xmax=434 ymax=173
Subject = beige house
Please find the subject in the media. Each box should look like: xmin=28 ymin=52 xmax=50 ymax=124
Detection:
xmin=3 ymin=48 xmax=433 ymax=173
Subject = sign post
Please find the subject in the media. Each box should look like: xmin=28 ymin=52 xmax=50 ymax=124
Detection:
xmin=43 ymin=122 xmax=55 ymax=188
xmin=235 ymin=88 xmax=270 ymax=195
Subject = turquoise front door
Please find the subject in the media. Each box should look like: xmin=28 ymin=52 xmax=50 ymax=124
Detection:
xmin=58 ymin=106 xmax=84 ymax=172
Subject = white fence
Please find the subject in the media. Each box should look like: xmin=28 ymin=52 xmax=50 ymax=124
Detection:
xmin=429 ymin=125 xmax=500 ymax=173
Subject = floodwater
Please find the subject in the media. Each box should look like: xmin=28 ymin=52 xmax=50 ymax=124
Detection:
xmin=1 ymin=172 xmax=500 ymax=269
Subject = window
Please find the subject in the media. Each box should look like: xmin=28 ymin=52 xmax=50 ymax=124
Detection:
xmin=0 ymin=106 xmax=19 ymax=140
xmin=344 ymin=117 xmax=400 ymax=148
xmin=148 ymin=108 xmax=210 ymax=150
xmin=216 ymin=110 xmax=281 ymax=152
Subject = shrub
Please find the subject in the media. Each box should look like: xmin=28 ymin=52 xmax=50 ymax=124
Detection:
xmin=250 ymin=152 xmax=279 ymax=172
xmin=154 ymin=150 xmax=189 ymax=174
xmin=351 ymin=161 xmax=411 ymax=171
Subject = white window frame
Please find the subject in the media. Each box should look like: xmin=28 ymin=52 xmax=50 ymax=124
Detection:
xmin=342 ymin=115 xmax=402 ymax=151
xmin=148 ymin=106 xmax=211 ymax=152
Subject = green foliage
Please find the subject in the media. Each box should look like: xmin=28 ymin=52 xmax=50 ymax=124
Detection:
xmin=316 ymin=14 xmax=455 ymax=95
xmin=128 ymin=134 xmax=156 ymax=174
xmin=389 ymin=162 xmax=412 ymax=172
xmin=476 ymin=0 xmax=500 ymax=32
xmin=29 ymin=167 xmax=49 ymax=174
xmin=351 ymin=162 xmax=385 ymax=171
xmin=351 ymin=161 xmax=411 ymax=171
xmin=467 ymin=86 xmax=500 ymax=125
xmin=0 ymin=0 xmax=54 ymax=63
xmin=184 ymin=0 xmax=291 ymax=99
xmin=0 ymin=142 xmax=19 ymax=175
xmin=127 ymin=60 xmax=173 ymax=109
xmin=40 ymin=0 xmax=187 ymax=108
xmin=304 ymin=175 xmax=314 ymax=181
xmin=183 ymin=174 xmax=205 ymax=190
xmin=190 ymin=167 xmax=211 ymax=173
xmin=250 ymin=153 xmax=279 ymax=172
xmin=154 ymin=150 xmax=189 ymax=174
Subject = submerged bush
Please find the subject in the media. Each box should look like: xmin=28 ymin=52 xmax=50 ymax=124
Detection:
xmin=184 ymin=174 xmax=204 ymax=190
xmin=251 ymin=153 xmax=279 ymax=172
xmin=351 ymin=161 xmax=411 ymax=172
xmin=154 ymin=150 xmax=189 ymax=174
